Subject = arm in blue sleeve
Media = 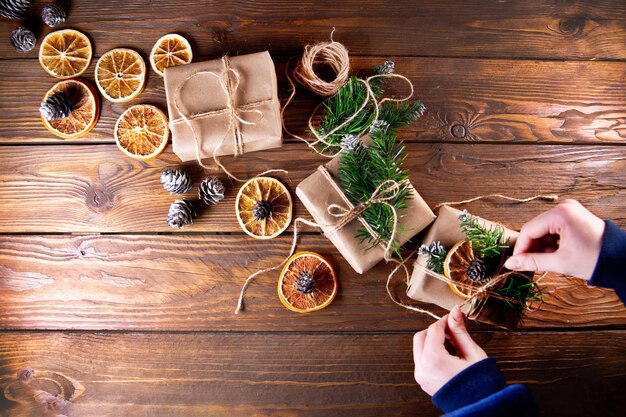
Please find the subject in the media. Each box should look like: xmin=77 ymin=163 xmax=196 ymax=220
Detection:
xmin=589 ymin=220 xmax=626 ymax=304
xmin=432 ymin=358 xmax=537 ymax=417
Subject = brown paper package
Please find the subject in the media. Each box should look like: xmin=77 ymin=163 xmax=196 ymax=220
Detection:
xmin=407 ymin=205 xmax=522 ymax=327
xmin=296 ymin=148 xmax=435 ymax=274
xmin=163 ymin=51 xmax=283 ymax=163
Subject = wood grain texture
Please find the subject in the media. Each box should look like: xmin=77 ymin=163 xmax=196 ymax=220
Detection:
xmin=1 ymin=57 xmax=624 ymax=144
xmin=1 ymin=0 xmax=625 ymax=60
xmin=0 ymin=234 xmax=623 ymax=331
xmin=0 ymin=331 xmax=624 ymax=417
xmin=0 ymin=143 xmax=625 ymax=233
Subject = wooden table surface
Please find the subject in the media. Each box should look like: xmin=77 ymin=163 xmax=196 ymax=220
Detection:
xmin=1 ymin=1 xmax=626 ymax=416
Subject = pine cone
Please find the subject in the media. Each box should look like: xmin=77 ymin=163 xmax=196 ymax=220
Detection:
xmin=198 ymin=177 xmax=225 ymax=206
xmin=252 ymin=200 xmax=273 ymax=221
xmin=9 ymin=26 xmax=35 ymax=52
xmin=296 ymin=271 xmax=315 ymax=294
xmin=41 ymin=4 xmax=66 ymax=27
xmin=340 ymin=134 xmax=362 ymax=153
xmin=39 ymin=92 xmax=73 ymax=121
xmin=161 ymin=168 xmax=192 ymax=195
xmin=466 ymin=258 xmax=488 ymax=282
xmin=374 ymin=60 xmax=395 ymax=75
xmin=167 ymin=199 xmax=196 ymax=229
xmin=0 ymin=0 xmax=31 ymax=20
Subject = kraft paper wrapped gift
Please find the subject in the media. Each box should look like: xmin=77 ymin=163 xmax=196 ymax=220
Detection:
xmin=407 ymin=205 xmax=523 ymax=327
xmin=296 ymin=150 xmax=436 ymax=274
xmin=163 ymin=51 xmax=282 ymax=162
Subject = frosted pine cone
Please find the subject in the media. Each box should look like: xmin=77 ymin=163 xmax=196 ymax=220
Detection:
xmin=0 ymin=0 xmax=31 ymax=20
xmin=10 ymin=26 xmax=35 ymax=52
xmin=369 ymin=119 xmax=389 ymax=133
xmin=167 ymin=199 xmax=196 ymax=229
xmin=40 ymin=92 xmax=73 ymax=121
xmin=198 ymin=177 xmax=225 ymax=206
xmin=161 ymin=168 xmax=192 ymax=195
xmin=374 ymin=60 xmax=395 ymax=75
xmin=340 ymin=134 xmax=362 ymax=153
xmin=42 ymin=4 xmax=66 ymax=27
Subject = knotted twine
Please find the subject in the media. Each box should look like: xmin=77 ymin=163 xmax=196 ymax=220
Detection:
xmin=170 ymin=56 xmax=286 ymax=182
xmin=235 ymin=167 xmax=405 ymax=313
xmin=386 ymin=194 xmax=558 ymax=323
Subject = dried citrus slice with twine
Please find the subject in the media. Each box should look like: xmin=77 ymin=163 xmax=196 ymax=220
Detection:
xmin=95 ymin=48 xmax=146 ymax=102
xmin=41 ymin=79 xmax=100 ymax=139
xmin=149 ymin=33 xmax=193 ymax=77
xmin=39 ymin=29 xmax=92 ymax=79
xmin=114 ymin=104 xmax=169 ymax=160
xmin=236 ymin=177 xmax=292 ymax=239
xmin=443 ymin=240 xmax=480 ymax=299
xmin=278 ymin=251 xmax=338 ymax=313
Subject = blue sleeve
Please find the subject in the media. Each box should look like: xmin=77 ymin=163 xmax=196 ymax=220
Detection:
xmin=589 ymin=220 xmax=626 ymax=304
xmin=432 ymin=358 xmax=537 ymax=417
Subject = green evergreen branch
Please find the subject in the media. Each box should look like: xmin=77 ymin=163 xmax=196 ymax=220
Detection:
xmin=458 ymin=210 xmax=509 ymax=259
xmin=494 ymin=273 xmax=543 ymax=320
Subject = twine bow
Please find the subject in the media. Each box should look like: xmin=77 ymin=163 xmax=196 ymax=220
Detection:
xmin=171 ymin=56 xmax=282 ymax=181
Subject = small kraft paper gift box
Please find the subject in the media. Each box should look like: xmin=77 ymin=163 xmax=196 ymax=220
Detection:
xmin=163 ymin=51 xmax=282 ymax=163
xmin=407 ymin=205 xmax=531 ymax=328
xmin=296 ymin=145 xmax=435 ymax=274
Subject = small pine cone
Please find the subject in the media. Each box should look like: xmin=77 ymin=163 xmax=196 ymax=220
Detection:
xmin=10 ymin=26 xmax=36 ymax=53
xmin=161 ymin=168 xmax=192 ymax=195
xmin=340 ymin=134 xmax=362 ymax=153
xmin=296 ymin=271 xmax=315 ymax=294
xmin=0 ymin=0 xmax=31 ymax=20
xmin=466 ymin=258 xmax=488 ymax=282
xmin=374 ymin=60 xmax=395 ymax=75
xmin=41 ymin=4 xmax=66 ymax=27
xmin=252 ymin=200 xmax=273 ymax=221
xmin=39 ymin=92 xmax=73 ymax=121
xmin=198 ymin=177 xmax=225 ymax=206
xmin=167 ymin=199 xmax=196 ymax=229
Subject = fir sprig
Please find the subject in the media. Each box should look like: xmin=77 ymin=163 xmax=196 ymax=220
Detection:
xmin=458 ymin=210 xmax=509 ymax=259
xmin=495 ymin=273 xmax=543 ymax=319
xmin=338 ymin=125 xmax=411 ymax=256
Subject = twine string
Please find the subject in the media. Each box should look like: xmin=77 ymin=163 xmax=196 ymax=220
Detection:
xmin=435 ymin=194 xmax=558 ymax=210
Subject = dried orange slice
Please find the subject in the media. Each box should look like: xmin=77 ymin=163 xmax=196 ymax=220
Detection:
xmin=443 ymin=240 xmax=479 ymax=298
xmin=114 ymin=104 xmax=169 ymax=160
xmin=39 ymin=29 xmax=92 ymax=79
xmin=149 ymin=33 xmax=193 ymax=77
xmin=95 ymin=48 xmax=146 ymax=102
xmin=278 ymin=251 xmax=338 ymax=313
xmin=236 ymin=177 xmax=292 ymax=239
xmin=41 ymin=79 xmax=100 ymax=139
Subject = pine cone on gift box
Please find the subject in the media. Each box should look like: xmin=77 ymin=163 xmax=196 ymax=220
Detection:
xmin=10 ymin=26 xmax=36 ymax=52
xmin=198 ymin=177 xmax=225 ymax=206
xmin=0 ymin=0 xmax=31 ymax=20
xmin=41 ymin=4 xmax=66 ymax=27
xmin=167 ymin=199 xmax=196 ymax=229
xmin=39 ymin=92 xmax=73 ymax=121
xmin=466 ymin=258 xmax=488 ymax=282
xmin=161 ymin=168 xmax=192 ymax=195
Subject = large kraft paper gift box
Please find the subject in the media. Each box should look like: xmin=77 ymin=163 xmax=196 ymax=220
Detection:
xmin=163 ymin=51 xmax=282 ymax=162
xmin=407 ymin=205 xmax=523 ymax=327
xmin=296 ymin=147 xmax=435 ymax=274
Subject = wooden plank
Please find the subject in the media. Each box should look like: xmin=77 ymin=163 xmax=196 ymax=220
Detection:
xmin=0 ymin=331 xmax=624 ymax=416
xmin=1 ymin=0 xmax=625 ymax=60
xmin=0 ymin=143 xmax=625 ymax=233
xmin=1 ymin=57 xmax=624 ymax=144
xmin=0 ymin=234 xmax=623 ymax=331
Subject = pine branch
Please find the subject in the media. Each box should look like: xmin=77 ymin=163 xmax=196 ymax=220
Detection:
xmin=494 ymin=272 xmax=543 ymax=319
xmin=458 ymin=211 xmax=509 ymax=259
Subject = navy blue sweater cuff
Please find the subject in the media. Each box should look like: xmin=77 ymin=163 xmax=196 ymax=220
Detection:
xmin=432 ymin=358 xmax=506 ymax=412
xmin=432 ymin=358 xmax=537 ymax=417
xmin=589 ymin=220 xmax=626 ymax=304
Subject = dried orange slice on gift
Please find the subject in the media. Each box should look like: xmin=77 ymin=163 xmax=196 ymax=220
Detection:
xmin=41 ymin=79 xmax=100 ymax=139
xmin=236 ymin=177 xmax=292 ymax=239
xmin=443 ymin=240 xmax=480 ymax=299
xmin=149 ymin=33 xmax=193 ymax=77
xmin=278 ymin=251 xmax=338 ymax=313
xmin=95 ymin=48 xmax=146 ymax=102
xmin=114 ymin=104 xmax=169 ymax=160
xmin=39 ymin=29 xmax=93 ymax=79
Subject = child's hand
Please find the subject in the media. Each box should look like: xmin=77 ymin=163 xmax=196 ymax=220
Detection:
xmin=413 ymin=306 xmax=487 ymax=396
xmin=504 ymin=199 xmax=605 ymax=280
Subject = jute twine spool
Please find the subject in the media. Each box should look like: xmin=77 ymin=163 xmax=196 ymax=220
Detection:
xmin=293 ymin=29 xmax=350 ymax=97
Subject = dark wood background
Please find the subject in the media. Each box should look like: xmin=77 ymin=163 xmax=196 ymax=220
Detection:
xmin=1 ymin=1 xmax=625 ymax=416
